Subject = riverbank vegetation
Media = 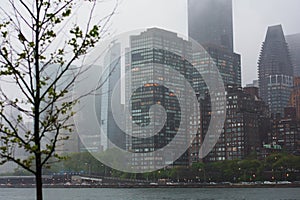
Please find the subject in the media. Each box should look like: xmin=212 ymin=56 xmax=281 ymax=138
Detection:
xmin=3 ymin=152 xmax=299 ymax=183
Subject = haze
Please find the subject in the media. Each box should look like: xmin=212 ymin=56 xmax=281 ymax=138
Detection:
xmin=106 ymin=0 xmax=300 ymax=86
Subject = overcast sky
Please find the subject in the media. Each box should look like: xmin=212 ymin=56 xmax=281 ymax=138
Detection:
xmin=2 ymin=0 xmax=299 ymax=86
xmin=105 ymin=0 xmax=300 ymax=86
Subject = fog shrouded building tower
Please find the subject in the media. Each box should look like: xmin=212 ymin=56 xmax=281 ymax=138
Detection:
xmin=188 ymin=0 xmax=241 ymax=94
xmin=286 ymin=33 xmax=300 ymax=76
xmin=188 ymin=0 xmax=241 ymax=92
xmin=258 ymin=25 xmax=293 ymax=116
xmin=188 ymin=0 xmax=234 ymax=52
xmin=97 ymin=42 xmax=126 ymax=151
xmin=188 ymin=0 xmax=243 ymax=163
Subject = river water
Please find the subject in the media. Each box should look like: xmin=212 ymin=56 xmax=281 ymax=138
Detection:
xmin=0 ymin=188 xmax=299 ymax=200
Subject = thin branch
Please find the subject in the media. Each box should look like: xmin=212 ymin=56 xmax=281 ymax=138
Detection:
xmin=0 ymin=50 xmax=35 ymax=102
xmin=0 ymin=112 xmax=28 ymax=146
xmin=10 ymin=0 xmax=35 ymax=31
xmin=18 ymin=0 xmax=36 ymax=21
xmin=41 ymin=125 xmax=60 ymax=166
xmin=0 ymin=154 xmax=36 ymax=174
xmin=40 ymin=0 xmax=74 ymax=26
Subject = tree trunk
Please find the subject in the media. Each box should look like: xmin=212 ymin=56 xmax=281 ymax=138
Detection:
xmin=36 ymin=153 xmax=43 ymax=200
xmin=34 ymin=1 xmax=42 ymax=198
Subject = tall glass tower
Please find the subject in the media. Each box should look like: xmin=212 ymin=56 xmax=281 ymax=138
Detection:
xmin=258 ymin=25 xmax=293 ymax=116
xmin=188 ymin=0 xmax=240 ymax=93
xmin=126 ymin=28 xmax=194 ymax=170
xmin=188 ymin=0 xmax=248 ymax=164
xmin=98 ymin=42 xmax=126 ymax=150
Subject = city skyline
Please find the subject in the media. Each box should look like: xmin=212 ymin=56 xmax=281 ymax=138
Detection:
xmin=0 ymin=0 xmax=298 ymax=89
xmin=97 ymin=0 xmax=300 ymax=86
xmin=0 ymin=1 xmax=300 ymax=199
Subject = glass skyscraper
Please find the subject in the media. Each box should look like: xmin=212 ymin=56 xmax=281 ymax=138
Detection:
xmin=192 ymin=45 xmax=241 ymax=98
xmin=97 ymin=42 xmax=125 ymax=151
xmin=188 ymin=0 xmax=257 ymax=163
xmin=188 ymin=0 xmax=241 ymax=95
xmin=125 ymin=28 xmax=194 ymax=170
xmin=258 ymin=25 xmax=294 ymax=116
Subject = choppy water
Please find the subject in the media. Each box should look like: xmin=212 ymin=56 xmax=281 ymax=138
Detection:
xmin=0 ymin=188 xmax=299 ymax=200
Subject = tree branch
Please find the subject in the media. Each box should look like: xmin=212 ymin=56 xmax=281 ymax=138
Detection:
xmin=0 ymin=154 xmax=36 ymax=174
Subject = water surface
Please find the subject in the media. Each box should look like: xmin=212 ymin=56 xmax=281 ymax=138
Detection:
xmin=0 ymin=188 xmax=299 ymax=200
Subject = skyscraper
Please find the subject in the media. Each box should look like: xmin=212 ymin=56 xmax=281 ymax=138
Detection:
xmin=286 ymin=33 xmax=300 ymax=76
xmin=126 ymin=28 xmax=194 ymax=169
xmin=188 ymin=0 xmax=234 ymax=52
xmin=258 ymin=25 xmax=293 ymax=116
xmin=188 ymin=0 xmax=243 ymax=163
xmin=188 ymin=0 xmax=241 ymax=93
xmin=97 ymin=42 xmax=126 ymax=151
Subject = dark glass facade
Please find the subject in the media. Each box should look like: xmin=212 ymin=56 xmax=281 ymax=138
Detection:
xmin=192 ymin=44 xmax=241 ymax=98
xmin=126 ymin=28 xmax=194 ymax=169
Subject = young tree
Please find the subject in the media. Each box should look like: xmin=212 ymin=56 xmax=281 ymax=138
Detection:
xmin=0 ymin=1 xmax=116 ymax=199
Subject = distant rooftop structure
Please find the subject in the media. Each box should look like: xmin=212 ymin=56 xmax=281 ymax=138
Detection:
xmin=246 ymin=80 xmax=259 ymax=88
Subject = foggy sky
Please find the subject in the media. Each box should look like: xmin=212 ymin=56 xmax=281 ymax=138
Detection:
xmin=1 ymin=0 xmax=299 ymax=86
xmin=106 ymin=0 xmax=300 ymax=86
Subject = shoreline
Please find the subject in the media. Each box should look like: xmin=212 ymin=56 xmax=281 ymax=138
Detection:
xmin=1 ymin=183 xmax=300 ymax=189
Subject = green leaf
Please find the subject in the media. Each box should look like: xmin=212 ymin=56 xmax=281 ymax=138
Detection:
xmin=18 ymin=33 xmax=27 ymax=42
xmin=62 ymin=9 xmax=71 ymax=17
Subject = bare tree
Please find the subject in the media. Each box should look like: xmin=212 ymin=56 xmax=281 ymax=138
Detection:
xmin=0 ymin=1 xmax=117 ymax=199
